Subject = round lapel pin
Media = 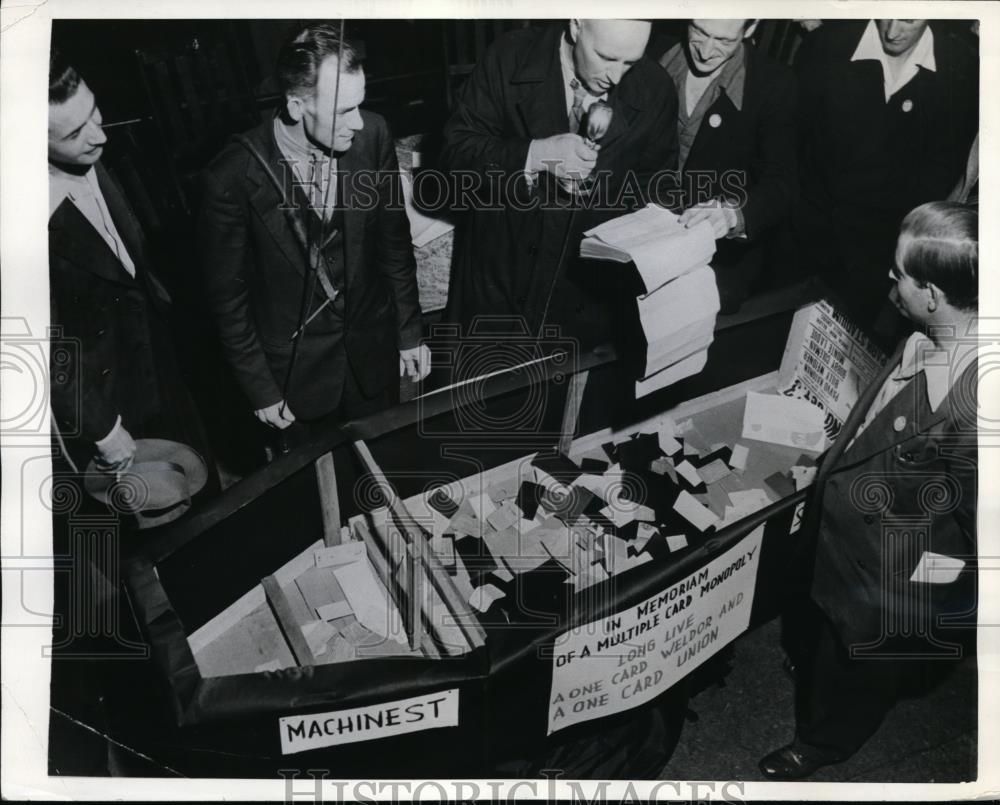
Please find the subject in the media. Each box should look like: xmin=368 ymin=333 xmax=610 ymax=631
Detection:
xmin=902 ymin=99 xmax=914 ymax=113
xmin=893 ymin=416 xmax=906 ymax=432
xmin=709 ymin=113 xmax=722 ymax=128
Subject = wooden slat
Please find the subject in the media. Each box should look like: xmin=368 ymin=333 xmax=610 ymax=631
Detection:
xmin=261 ymin=575 xmax=316 ymax=667
xmin=353 ymin=439 xmax=487 ymax=649
xmin=354 ymin=517 xmax=441 ymax=659
xmin=314 ymin=452 xmax=343 ymax=546
xmin=558 ymin=369 xmax=590 ymax=456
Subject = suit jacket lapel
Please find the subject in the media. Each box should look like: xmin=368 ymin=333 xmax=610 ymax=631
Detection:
xmin=338 ymin=142 xmax=362 ymax=294
xmin=96 ymin=164 xmax=147 ymax=271
xmin=512 ymin=26 xmax=572 ymax=140
xmin=95 ymin=163 xmax=173 ymax=305
xmin=49 ymin=199 xmax=137 ymax=287
xmin=246 ymin=124 xmax=311 ymax=278
xmin=822 ymin=340 xmax=949 ymax=473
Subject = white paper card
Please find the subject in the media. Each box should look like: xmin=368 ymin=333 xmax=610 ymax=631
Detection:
xmin=333 ymin=561 xmax=407 ymax=644
xmin=910 ymin=552 xmax=966 ymax=584
xmin=469 ymin=583 xmax=506 ymax=612
xmin=316 ymin=601 xmax=353 ymax=621
xmin=665 ymin=534 xmax=689 ymax=552
xmin=315 ymin=541 xmax=365 ymax=568
xmin=673 ymin=490 xmax=720 ymax=531
xmin=729 ymin=444 xmax=749 ymax=470
xmin=742 ymin=391 xmax=826 ymax=452
xmin=675 ymin=460 xmax=703 ymax=487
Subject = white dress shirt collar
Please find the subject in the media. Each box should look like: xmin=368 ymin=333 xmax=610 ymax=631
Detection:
xmin=851 ymin=20 xmax=936 ymax=102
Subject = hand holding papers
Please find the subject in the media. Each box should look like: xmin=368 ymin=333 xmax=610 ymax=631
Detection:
xmin=581 ymin=204 xmax=715 ymax=294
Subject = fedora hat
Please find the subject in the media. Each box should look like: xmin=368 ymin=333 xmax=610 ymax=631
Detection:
xmin=85 ymin=439 xmax=208 ymax=528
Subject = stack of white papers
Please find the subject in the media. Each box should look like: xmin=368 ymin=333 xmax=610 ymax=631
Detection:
xmin=580 ymin=204 xmax=719 ymax=398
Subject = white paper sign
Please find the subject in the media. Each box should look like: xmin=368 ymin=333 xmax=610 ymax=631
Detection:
xmin=547 ymin=528 xmax=763 ymax=734
xmin=278 ymin=689 xmax=460 ymax=754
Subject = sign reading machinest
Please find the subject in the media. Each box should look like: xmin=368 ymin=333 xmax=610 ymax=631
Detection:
xmin=547 ymin=528 xmax=763 ymax=734
xmin=279 ymin=689 xmax=460 ymax=754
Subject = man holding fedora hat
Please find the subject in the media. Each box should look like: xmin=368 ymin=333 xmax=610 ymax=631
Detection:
xmin=48 ymin=47 xmax=213 ymax=520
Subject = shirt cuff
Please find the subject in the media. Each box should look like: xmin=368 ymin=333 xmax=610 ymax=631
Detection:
xmin=94 ymin=415 xmax=123 ymax=448
xmin=524 ymin=141 xmax=541 ymax=188
xmin=725 ymin=206 xmax=747 ymax=240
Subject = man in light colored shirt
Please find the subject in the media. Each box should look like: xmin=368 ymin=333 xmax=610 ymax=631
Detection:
xmin=653 ymin=19 xmax=797 ymax=313
xmin=48 ymin=49 xmax=199 ymax=475
xmin=794 ymin=19 xmax=977 ymax=331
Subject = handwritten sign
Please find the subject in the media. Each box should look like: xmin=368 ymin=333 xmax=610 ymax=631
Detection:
xmin=547 ymin=528 xmax=763 ymax=734
xmin=279 ymin=689 xmax=459 ymax=754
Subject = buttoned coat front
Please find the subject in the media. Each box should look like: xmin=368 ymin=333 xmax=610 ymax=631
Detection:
xmin=198 ymin=115 xmax=421 ymax=420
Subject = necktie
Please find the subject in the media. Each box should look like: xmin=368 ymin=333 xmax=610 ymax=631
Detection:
xmin=569 ymin=78 xmax=589 ymax=135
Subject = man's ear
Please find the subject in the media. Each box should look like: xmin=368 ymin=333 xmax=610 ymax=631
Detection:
xmin=925 ymin=282 xmax=940 ymax=312
xmin=568 ymin=19 xmax=581 ymax=44
xmin=743 ymin=20 xmax=759 ymax=40
xmin=286 ymin=94 xmax=306 ymax=123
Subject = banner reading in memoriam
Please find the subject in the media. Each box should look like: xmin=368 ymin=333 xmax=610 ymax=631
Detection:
xmin=547 ymin=528 xmax=763 ymax=734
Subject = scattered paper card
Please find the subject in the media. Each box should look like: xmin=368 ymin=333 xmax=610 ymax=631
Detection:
xmin=316 ymin=601 xmax=353 ymax=622
xmin=674 ymin=460 xmax=704 ymax=488
xmin=634 ymin=522 xmax=658 ymax=552
xmin=697 ymin=458 xmax=731 ymax=485
xmin=469 ymin=584 xmax=506 ymax=613
xmin=487 ymin=500 xmax=521 ymax=532
xmin=665 ymin=534 xmax=689 ymax=552
xmin=333 ymin=562 xmax=407 ymax=644
xmin=673 ymin=490 xmax=720 ymax=531
xmin=791 ymin=465 xmax=818 ymax=490
xmin=658 ymin=432 xmax=682 ymax=456
xmin=301 ymin=619 xmax=337 ymax=657
xmin=742 ymin=391 xmax=826 ymax=452
xmin=764 ymin=471 xmax=796 ymax=500
xmin=468 ymin=493 xmax=497 ymax=521
xmin=315 ymin=541 xmax=365 ymax=569
xmin=729 ymin=443 xmax=750 ymax=470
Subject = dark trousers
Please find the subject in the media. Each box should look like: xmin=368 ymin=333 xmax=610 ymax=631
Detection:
xmin=793 ymin=601 xmax=963 ymax=760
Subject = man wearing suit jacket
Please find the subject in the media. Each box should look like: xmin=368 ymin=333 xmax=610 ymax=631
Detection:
xmin=441 ymin=20 xmax=679 ymax=348
xmin=761 ymin=201 xmax=978 ymax=779
xmin=654 ymin=19 xmax=797 ymax=314
xmin=199 ymin=23 xmax=426 ymax=433
xmin=48 ymin=50 xmax=202 ymax=473
xmin=794 ymin=19 xmax=978 ymax=330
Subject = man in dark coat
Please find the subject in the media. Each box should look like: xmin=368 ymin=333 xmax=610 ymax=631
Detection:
xmin=761 ymin=201 xmax=978 ymax=779
xmin=794 ymin=19 xmax=978 ymax=329
xmin=199 ymin=23 xmax=425 ymax=434
xmin=48 ymin=50 xmax=205 ymax=475
xmin=440 ymin=20 xmax=680 ymax=349
xmin=654 ymin=19 xmax=797 ymax=314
